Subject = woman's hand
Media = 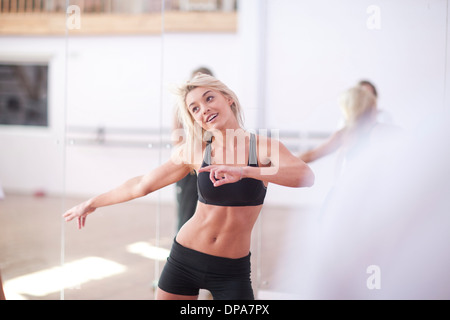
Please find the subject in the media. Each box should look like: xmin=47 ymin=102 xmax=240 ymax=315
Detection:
xmin=62 ymin=159 xmax=193 ymax=230
xmin=63 ymin=201 xmax=96 ymax=229
xmin=198 ymin=165 xmax=244 ymax=187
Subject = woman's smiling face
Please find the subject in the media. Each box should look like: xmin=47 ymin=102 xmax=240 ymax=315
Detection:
xmin=186 ymin=87 xmax=237 ymax=131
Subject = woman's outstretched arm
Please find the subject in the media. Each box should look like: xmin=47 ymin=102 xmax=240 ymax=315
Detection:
xmin=63 ymin=159 xmax=191 ymax=229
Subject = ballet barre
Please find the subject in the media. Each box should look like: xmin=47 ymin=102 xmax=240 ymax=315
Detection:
xmin=65 ymin=126 xmax=331 ymax=152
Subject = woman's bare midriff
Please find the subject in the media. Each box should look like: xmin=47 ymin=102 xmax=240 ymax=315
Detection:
xmin=175 ymin=202 xmax=262 ymax=259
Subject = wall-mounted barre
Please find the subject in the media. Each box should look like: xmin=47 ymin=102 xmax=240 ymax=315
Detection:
xmin=65 ymin=125 xmax=331 ymax=152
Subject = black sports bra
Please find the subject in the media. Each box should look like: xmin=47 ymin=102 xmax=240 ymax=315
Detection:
xmin=197 ymin=133 xmax=267 ymax=207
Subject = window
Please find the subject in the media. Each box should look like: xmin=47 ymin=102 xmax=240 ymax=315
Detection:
xmin=0 ymin=63 xmax=48 ymax=127
xmin=0 ymin=0 xmax=238 ymax=35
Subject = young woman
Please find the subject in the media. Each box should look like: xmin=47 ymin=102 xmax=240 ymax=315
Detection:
xmin=173 ymin=67 xmax=215 ymax=231
xmin=299 ymin=85 xmax=400 ymax=172
xmin=63 ymin=74 xmax=315 ymax=300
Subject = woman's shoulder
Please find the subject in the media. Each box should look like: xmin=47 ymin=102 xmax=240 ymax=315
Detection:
xmin=171 ymin=140 xmax=208 ymax=170
xmin=370 ymin=122 xmax=403 ymax=142
xmin=371 ymin=122 xmax=402 ymax=136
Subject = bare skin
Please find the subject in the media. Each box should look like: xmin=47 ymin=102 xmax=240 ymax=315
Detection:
xmin=63 ymin=86 xmax=314 ymax=300
xmin=299 ymin=122 xmax=402 ymax=164
xmin=0 ymin=271 xmax=5 ymax=300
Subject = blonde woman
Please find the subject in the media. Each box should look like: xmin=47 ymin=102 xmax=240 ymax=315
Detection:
xmin=299 ymin=85 xmax=399 ymax=169
xmin=173 ymin=67 xmax=214 ymax=231
xmin=63 ymin=74 xmax=314 ymax=300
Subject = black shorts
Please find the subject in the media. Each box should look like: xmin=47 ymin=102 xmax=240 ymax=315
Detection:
xmin=158 ymin=239 xmax=254 ymax=300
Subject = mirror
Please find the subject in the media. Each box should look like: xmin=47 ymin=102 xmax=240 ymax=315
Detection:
xmin=0 ymin=2 xmax=67 ymax=299
xmin=63 ymin=0 xmax=166 ymax=300
xmin=63 ymin=0 xmax=241 ymax=300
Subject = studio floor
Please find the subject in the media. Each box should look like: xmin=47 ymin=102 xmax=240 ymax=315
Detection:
xmin=0 ymin=193 xmax=315 ymax=300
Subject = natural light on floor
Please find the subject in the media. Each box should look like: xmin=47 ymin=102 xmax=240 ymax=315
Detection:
xmin=3 ymin=257 xmax=127 ymax=299
xmin=126 ymin=242 xmax=170 ymax=261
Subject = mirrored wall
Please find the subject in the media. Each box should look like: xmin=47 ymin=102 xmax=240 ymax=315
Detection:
xmin=0 ymin=0 xmax=448 ymax=300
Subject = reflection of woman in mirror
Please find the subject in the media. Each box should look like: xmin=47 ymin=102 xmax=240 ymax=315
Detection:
xmin=299 ymin=85 xmax=400 ymax=176
xmin=358 ymin=79 xmax=394 ymax=125
xmin=63 ymin=74 xmax=314 ymax=300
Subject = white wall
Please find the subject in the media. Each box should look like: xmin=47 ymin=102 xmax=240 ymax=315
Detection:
xmin=0 ymin=37 xmax=67 ymax=196
xmin=265 ymin=0 xmax=448 ymax=132
xmin=0 ymin=0 xmax=449 ymax=208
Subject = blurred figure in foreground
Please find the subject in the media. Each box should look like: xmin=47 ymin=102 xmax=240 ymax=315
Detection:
xmin=358 ymin=79 xmax=394 ymax=125
xmin=0 ymin=181 xmax=4 ymax=200
xmin=276 ymin=110 xmax=450 ymax=299
xmin=299 ymin=85 xmax=400 ymax=177
xmin=299 ymin=85 xmax=402 ymax=217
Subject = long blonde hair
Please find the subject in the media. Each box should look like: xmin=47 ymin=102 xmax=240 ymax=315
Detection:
xmin=339 ymin=85 xmax=377 ymax=127
xmin=173 ymin=74 xmax=245 ymax=165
